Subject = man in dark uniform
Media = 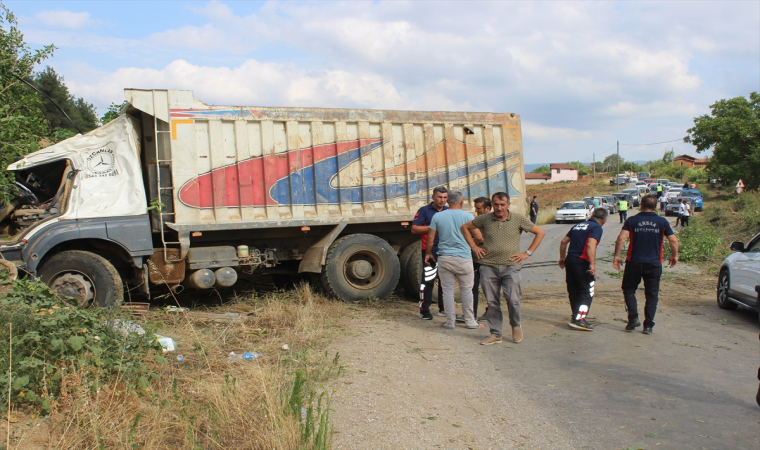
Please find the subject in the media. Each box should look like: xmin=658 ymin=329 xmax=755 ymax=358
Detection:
xmin=558 ymin=208 xmax=609 ymax=331
xmin=612 ymin=194 xmax=679 ymax=334
xmin=412 ymin=186 xmax=448 ymax=320
xmin=530 ymin=196 xmax=539 ymax=224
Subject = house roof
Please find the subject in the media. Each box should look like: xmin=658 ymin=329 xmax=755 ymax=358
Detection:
xmin=525 ymin=173 xmax=551 ymax=179
xmin=674 ymin=154 xmax=697 ymax=161
xmin=695 ymin=158 xmax=709 ymax=164
xmin=550 ymin=163 xmax=578 ymax=170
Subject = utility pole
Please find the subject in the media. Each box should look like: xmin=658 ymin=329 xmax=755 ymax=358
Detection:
xmin=593 ymin=152 xmax=595 ymax=181
xmin=616 ymin=141 xmax=620 ymax=182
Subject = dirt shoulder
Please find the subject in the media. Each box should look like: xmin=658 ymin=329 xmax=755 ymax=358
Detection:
xmin=328 ymin=280 xmax=759 ymax=450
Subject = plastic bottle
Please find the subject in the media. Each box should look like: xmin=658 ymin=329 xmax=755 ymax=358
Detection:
xmin=176 ymin=355 xmax=185 ymax=362
xmin=227 ymin=351 xmax=263 ymax=362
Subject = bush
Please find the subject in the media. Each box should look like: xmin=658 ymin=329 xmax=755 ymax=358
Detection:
xmin=678 ymin=220 xmax=721 ymax=262
xmin=0 ymin=275 xmax=163 ymax=414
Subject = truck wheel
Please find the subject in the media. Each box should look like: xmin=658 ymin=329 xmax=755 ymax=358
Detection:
xmin=38 ymin=250 xmax=123 ymax=308
xmin=399 ymin=243 xmax=422 ymax=300
xmin=321 ymin=234 xmax=400 ymax=302
xmin=716 ymin=270 xmax=738 ymax=310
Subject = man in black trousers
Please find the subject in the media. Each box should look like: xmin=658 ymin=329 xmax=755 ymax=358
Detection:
xmin=412 ymin=186 xmax=449 ymax=319
xmin=558 ymin=208 xmax=608 ymax=331
xmin=612 ymin=194 xmax=679 ymax=335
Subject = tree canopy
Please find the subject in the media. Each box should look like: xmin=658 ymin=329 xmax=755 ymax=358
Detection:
xmin=31 ymin=66 xmax=98 ymax=134
xmin=684 ymin=92 xmax=760 ymax=189
xmin=0 ymin=4 xmax=54 ymax=204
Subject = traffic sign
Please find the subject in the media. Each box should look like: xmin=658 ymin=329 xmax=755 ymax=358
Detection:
xmin=737 ymin=179 xmax=744 ymax=194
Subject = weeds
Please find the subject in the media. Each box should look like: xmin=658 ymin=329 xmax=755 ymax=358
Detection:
xmin=37 ymin=281 xmax=347 ymax=449
xmin=678 ymin=220 xmax=721 ymax=262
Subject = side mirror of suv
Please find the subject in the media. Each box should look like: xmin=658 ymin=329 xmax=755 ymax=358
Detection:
xmin=729 ymin=241 xmax=745 ymax=252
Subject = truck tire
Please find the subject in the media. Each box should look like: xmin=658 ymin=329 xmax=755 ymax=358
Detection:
xmin=321 ymin=234 xmax=400 ymax=302
xmin=399 ymin=243 xmax=422 ymax=300
xmin=38 ymin=250 xmax=123 ymax=308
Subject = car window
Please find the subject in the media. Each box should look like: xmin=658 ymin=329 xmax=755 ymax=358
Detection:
xmin=746 ymin=238 xmax=760 ymax=253
xmin=560 ymin=202 xmax=586 ymax=210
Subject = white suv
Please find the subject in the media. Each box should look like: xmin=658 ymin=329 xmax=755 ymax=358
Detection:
xmin=717 ymin=232 xmax=760 ymax=324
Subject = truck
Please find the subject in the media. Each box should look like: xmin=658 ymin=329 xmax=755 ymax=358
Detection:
xmin=0 ymin=90 xmax=526 ymax=306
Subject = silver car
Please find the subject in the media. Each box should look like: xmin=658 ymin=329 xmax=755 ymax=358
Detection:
xmin=717 ymin=233 xmax=760 ymax=323
xmin=555 ymin=201 xmax=591 ymax=223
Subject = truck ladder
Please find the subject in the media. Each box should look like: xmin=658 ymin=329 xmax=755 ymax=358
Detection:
xmin=153 ymin=90 xmax=180 ymax=263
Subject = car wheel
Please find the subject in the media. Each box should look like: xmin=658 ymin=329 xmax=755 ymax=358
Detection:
xmin=716 ymin=269 xmax=738 ymax=310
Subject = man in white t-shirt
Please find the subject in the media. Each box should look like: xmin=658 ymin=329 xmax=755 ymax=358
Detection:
xmin=678 ymin=199 xmax=690 ymax=227
xmin=659 ymin=192 xmax=668 ymax=212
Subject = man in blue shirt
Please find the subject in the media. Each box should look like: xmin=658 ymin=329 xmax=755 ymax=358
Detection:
xmin=612 ymin=194 xmax=679 ymax=334
xmin=558 ymin=208 xmax=609 ymax=331
xmin=426 ymin=191 xmax=480 ymax=329
xmin=412 ymin=186 xmax=448 ymax=320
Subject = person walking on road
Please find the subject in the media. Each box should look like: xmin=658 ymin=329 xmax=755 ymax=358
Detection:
xmin=659 ymin=191 xmax=668 ymax=212
xmin=656 ymin=184 xmax=663 ymax=199
xmin=679 ymin=199 xmax=690 ymax=227
xmin=413 ymin=186 xmax=449 ymax=320
xmin=530 ymin=196 xmax=539 ymax=224
xmin=558 ymin=208 xmax=609 ymax=331
xmin=612 ymin=194 xmax=679 ymax=335
xmin=591 ymin=196 xmax=600 ymax=209
xmin=425 ymin=191 xmax=481 ymax=330
xmin=461 ymin=192 xmax=546 ymax=345
xmin=618 ymin=197 xmax=628 ymax=223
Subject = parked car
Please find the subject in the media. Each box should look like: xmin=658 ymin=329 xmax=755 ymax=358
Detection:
xmin=612 ymin=193 xmax=634 ymax=208
xmin=638 ymin=172 xmax=650 ymax=179
xmin=644 ymin=178 xmax=656 ymax=185
xmin=679 ymin=189 xmax=703 ymax=211
xmin=637 ymin=186 xmax=648 ymax=196
xmin=668 ymin=187 xmax=682 ymax=197
xmin=664 ymin=197 xmax=693 ymax=216
xmin=657 ymin=178 xmax=670 ymax=186
xmin=717 ymin=232 xmax=760 ymax=324
xmin=635 ymin=181 xmax=647 ymax=187
xmin=583 ymin=196 xmax=611 ymax=211
xmin=556 ymin=201 xmax=592 ymax=223
xmin=601 ymin=195 xmax=619 ymax=213
xmin=621 ymin=188 xmax=641 ymax=207
xmin=669 ymin=182 xmax=682 ymax=188
xmin=629 ymin=176 xmax=639 ymax=183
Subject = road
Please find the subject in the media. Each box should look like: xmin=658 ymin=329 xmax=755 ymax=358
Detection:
xmin=329 ymin=218 xmax=759 ymax=450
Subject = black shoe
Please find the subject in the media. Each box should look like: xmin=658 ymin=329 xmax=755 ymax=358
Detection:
xmin=455 ymin=315 xmax=465 ymax=323
xmin=420 ymin=313 xmax=433 ymax=320
xmin=625 ymin=318 xmax=641 ymax=331
xmin=643 ymin=327 xmax=653 ymax=335
xmin=568 ymin=319 xmax=594 ymax=331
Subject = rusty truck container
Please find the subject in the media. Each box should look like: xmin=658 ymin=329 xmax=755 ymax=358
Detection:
xmin=126 ymin=90 xmax=526 ymax=230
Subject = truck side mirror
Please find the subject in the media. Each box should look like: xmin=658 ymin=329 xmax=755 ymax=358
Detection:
xmin=729 ymin=241 xmax=745 ymax=252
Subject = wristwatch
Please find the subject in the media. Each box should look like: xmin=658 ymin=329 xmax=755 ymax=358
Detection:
xmin=525 ymin=250 xmax=533 ymax=256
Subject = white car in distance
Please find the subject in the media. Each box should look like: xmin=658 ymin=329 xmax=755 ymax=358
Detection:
xmin=555 ymin=201 xmax=591 ymax=223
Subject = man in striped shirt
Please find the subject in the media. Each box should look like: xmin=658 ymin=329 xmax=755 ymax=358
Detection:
xmin=612 ymin=194 xmax=679 ymax=335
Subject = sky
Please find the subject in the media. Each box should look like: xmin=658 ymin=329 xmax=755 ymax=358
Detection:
xmin=6 ymin=0 xmax=760 ymax=164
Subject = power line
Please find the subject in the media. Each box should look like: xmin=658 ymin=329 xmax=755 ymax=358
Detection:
xmin=619 ymin=139 xmax=683 ymax=146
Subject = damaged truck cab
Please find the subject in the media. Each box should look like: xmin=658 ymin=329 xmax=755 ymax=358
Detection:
xmin=0 ymin=90 xmax=526 ymax=305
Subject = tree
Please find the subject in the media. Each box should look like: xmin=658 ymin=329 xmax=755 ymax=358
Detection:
xmin=100 ymin=100 xmax=127 ymax=125
xmin=603 ymin=154 xmax=624 ymax=173
xmin=662 ymin=148 xmax=675 ymax=164
xmin=530 ymin=165 xmax=550 ymax=174
xmin=0 ymin=4 xmax=54 ymax=205
xmin=31 ymin=66 xmax=98 ymax=133
xmin=685 ymin=92 xmax=760 ymax=189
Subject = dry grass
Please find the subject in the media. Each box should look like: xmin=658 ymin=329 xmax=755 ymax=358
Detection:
xmin=534 ymin=208 xmax=558 ymax=226
xmin=8 ymin=283 xmax=348 ymax=450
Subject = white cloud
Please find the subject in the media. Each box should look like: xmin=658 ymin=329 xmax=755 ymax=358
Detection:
xmin=32 ymin=10 xmax=93 ymax=30
xmin=66 ymin=59 xmax=412 ymax=111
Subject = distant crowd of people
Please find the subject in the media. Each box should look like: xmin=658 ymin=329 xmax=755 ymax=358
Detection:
xmin=411 ymin=188 xmax=679 ymax=343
